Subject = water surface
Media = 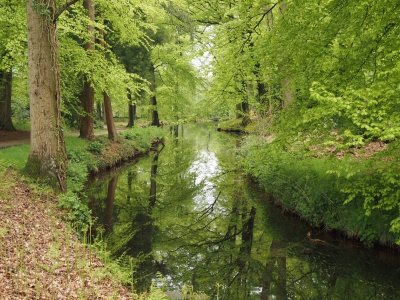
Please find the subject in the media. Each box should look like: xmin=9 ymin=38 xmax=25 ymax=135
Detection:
xmin=84 ymin=123 xmax=400 ymax=299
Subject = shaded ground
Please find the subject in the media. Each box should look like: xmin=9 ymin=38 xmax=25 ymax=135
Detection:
xmin=0 ymin=169 xmax=134 ymax=299
xmin=0 ymin=125 xmax=130 ymax=149
xmin=0 ymin=130 xmax=30 ymax=148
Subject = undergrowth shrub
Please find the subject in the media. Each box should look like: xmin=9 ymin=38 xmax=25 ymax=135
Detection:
xmin=66 ymin=148 xmax=95 ymax=192
xmin=241 ymin=136 xmax=398 ymax=246
xmin=58 ymin=192 xmax=91 ymax=234
xmin=88 ymin=141 xmax=104 ymax=154
xmin=121 ymin=126 xmax=165 ymax=152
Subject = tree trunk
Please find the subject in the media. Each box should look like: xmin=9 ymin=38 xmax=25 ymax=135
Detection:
xmin=127 ymin=92 xmax=136 ymax=128
xmin=149 ymin=66 xmax=160 ymax=127
xmin=25 ymin=0 xmax=67 ymax=192
xmin=103 ymin=91 xmax=117 ymax=141
xmin=0 ymin=69 xmax=15 ymax=131
xmin=149 ymin=153 xmax=159 ymax=208
xmin=97 ymin=102 xmax=102 ymax=120
xmin=99 ymin=27 xmax=118 ymax=141
xmin=281 ymin=77 xmax=294 ymax=109
xmin=127 ymin=103 xmax=136 ymax=128
xmin=79 ymin=0 xmax=95 ymax=140
xmin=79 ymin=80 xmax=95 ymax=140
xmin=105 ymin=175 xmax=118 ymax=234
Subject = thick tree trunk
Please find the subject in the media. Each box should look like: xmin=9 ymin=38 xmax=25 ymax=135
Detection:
xmin=25 ymin=0 xmax=67 ymax=192
xmin=0 ymin=70 xmax=15 ymax=131
xmin=79 ymin=0 xmax=95 ymax=140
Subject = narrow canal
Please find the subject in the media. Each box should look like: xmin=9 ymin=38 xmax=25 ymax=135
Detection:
xmin=83 ymin=123 xmax=400 ymax=299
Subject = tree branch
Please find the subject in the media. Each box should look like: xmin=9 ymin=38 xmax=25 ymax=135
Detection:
xmin=53 ymin=0 xmax=81 ymax=23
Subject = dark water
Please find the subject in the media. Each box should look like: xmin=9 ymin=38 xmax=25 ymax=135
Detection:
xmin=83 ymin=123 xmax=400 ymax=299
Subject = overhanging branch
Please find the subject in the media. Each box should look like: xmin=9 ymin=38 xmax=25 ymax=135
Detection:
xmin=53 ymin=0 xmax=80 ymax=23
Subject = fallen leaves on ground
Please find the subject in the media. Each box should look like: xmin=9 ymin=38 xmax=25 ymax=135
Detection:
xmin=0 ymin=169 xmax=135 ymax=300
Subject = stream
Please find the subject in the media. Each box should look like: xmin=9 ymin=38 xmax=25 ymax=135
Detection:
xmin=83 ymin=123 xmax=400 ymax=299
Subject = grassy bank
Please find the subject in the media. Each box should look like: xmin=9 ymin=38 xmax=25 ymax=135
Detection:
xmin=239 ymin=131 xmax=400 ymax=247
xmin=0 ymin=126 xmax=170 ymax=299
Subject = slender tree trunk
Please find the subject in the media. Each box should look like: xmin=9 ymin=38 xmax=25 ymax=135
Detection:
xmin=80 ymin=81 xmax=95 ymax=139
xmin=99 ymin=27 xmax=118 ymax=141
xmin=149 ymin=66 xmax=160 ymax=127
xmin=103 ymin=92 xmax=117 ymax=141
xmin=0 ymin=69 xmax=15 ymax=131
xmin=281 ymin=77 xmax=294 ymax=109
xmin=127 ymin=103 xmax=136 ymax=128
xmin=79 ymin=0 xmax=95 ymax=140
xmin=105 ymin=175 xmax=118 ymax=234
xmin=26 ymin=0 xmax=67 ymax=192
xmin=149 ymin=153 xmax=158 ymax=208
xmin=237 ymin=206 xmax=256 ymax=269
xmin=127 ymin=92 xmax=136 ymax=128
xmin=97 ymin=102 xmax=102 ymax=120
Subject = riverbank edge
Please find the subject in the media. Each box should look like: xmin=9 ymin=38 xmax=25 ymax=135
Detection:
xmin=239 ymin=138 xmax=400 ymax=250
xmin=0 ymin=129 xmax=165 ymax=299
xmin=217 ymin=117 xmax=400 ymax=249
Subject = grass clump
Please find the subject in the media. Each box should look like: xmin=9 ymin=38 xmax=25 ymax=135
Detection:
xmin=121 ymin=126 xmax=165 ymax=152
xmin=0 ymin=144 xmax=30 ymax=170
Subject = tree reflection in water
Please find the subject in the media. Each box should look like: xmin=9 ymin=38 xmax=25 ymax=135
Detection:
xmin=83 ymin=123 xmax=400 ymax=299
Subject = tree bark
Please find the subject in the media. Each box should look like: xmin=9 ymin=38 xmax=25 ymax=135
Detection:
xmin=149 ymin=65 xmax=160 ymax=127
xmin=79 ymin=0 xmax=95 ymax=140
xmin=149 ymin=153 xmax=159 ymax=208
xmin=103 ymin=91 xmax=118 ymax=141
xmin=99 ymin=27 xmax=118 ymax=141
xmin=0 ymin=69 xmax=15 ymax=131
xmin=25 ymin=0 xmax=67 ymax=192
xmin=105 ymin=175 xmax=118 ymax=234
xmin=127 ymin=91 xmax=136 ymax=128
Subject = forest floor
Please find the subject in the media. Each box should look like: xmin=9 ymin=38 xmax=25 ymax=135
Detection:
xmin=0 ymin=169 xmax=135 ymax=299
xmin=0 ymin=124 xmax=131 ymax=149
xmin=0 ymin=130 xmax=31 ymax=148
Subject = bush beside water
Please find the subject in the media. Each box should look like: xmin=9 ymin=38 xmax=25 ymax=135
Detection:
xmin=241 ymin=137 xmax=400 ymax=247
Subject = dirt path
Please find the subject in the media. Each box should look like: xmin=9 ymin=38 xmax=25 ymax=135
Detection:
xmin=0 ymin=127 xmax=128 ymax=149
xmin=0 ymin=130 xmax=30 ymax=149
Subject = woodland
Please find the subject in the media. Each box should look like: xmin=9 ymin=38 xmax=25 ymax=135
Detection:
xmin=0 ymin=0 xmax=400 ymax=264
xmin=0 ymin=0 xmax=400 ymax=298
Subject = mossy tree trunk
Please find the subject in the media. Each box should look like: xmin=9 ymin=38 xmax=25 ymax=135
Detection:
xmin=25 ymin=0 xmax=68 ymax=192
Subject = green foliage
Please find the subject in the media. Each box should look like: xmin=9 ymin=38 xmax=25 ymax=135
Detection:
xmin=330 ymin=141 xmax=400 ymax=239
xmin=241 ymin=136 xmax=399 ymax=246
xmin=88 ymin=141 xmax=104 ymax=154
xmin=32 ymin=1 xmax=52 ymax=18
xmin=121 ymin=126 xmax=165 ymax=152
xmin=65 ymin=138 xmax=96 ymax=191
xmin=58 ymin=192 xmax=91 ymax=231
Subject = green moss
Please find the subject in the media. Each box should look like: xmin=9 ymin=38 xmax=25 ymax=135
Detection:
xmin=218 ymin=117 xmax=256 ymax=133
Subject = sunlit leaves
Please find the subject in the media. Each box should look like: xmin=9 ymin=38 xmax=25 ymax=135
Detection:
xmin=0 ymin=0 xmax=26 ymax=71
